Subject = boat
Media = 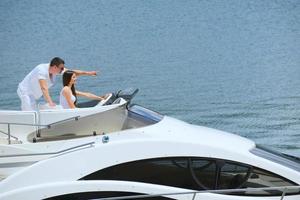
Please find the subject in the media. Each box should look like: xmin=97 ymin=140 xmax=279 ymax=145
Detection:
xmin=0 ymin=88 xmax=299 ymax=200
xmin=0 ymin=88 xmax=139 ymax=144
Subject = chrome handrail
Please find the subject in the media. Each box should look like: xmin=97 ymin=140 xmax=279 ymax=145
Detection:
xmin=96 ymin=185 xmax=300 ymax=200
xmin=0 ymin=115 xmax=80 ymax=144
xmin=0 ymin=115 xmax=80 ymax=128
xmin=0 ymin=141 xmax=95 ymax=158
xmin=44 ymin=115 xmax=80 ymax=128
xmin=0 ymin=122 xmax=49 ymax=127
xmin=0 ymin=129 xmax=19 ymax=140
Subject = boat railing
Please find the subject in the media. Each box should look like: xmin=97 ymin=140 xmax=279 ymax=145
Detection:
xmin=0 ymin=141 xmax=95 ymax=158
xmin=96 ymin=185 xmax=300 ymax=200
xmin=0 ymin=115 xmax=80 ymax=144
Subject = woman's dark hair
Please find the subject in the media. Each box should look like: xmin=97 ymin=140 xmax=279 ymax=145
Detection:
xmin=50 ymin=57 xmax=65 ymax=67
xmin=62 ymin=70 xmax=77 ymax=105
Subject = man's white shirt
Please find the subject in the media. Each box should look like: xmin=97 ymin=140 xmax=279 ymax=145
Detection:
xmin=18 ymin=63 xmax=56 ymax=99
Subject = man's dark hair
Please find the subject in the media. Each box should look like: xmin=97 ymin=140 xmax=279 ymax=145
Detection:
xmin=50 ymin=57 xmax=65 ymax=67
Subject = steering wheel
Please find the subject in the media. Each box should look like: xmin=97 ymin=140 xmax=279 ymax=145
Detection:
xmin=98 ymin=93 xmax=113 ymax=106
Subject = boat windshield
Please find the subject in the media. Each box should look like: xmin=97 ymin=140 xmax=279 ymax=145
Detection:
xmin=250 ymin=145 xmax=300 ymax=172
xmin=128 ymin=104 xmax=164 ymax=123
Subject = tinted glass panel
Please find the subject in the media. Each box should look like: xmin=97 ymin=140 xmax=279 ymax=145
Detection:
xmin=191 ymin=159 xmax=216 ymax=189
xmin=242 ymin=168 xmax=298 ymax=195
xmin=128 ymin=105 xmax=163 ymax=123
xmin=81 ymin=157 xmax=299 ymax=196
xmin=218 ymin=162 xmax=299 ymax=196
xmin=44 ymin=191 xmax=174 ymax=200
xmin=82 ymin=158 xmax=199 ymax=190
xmin=218 ymin=162 xmax=250 ymax=190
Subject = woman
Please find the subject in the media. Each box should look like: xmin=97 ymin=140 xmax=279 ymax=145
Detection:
xmin=60 ymin=70 xmax=109 ymax=109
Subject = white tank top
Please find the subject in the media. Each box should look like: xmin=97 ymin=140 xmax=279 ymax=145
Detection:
xmin=60 ymin=89 xmax=76 ymax=109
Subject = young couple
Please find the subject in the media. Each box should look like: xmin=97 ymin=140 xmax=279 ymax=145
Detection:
xmin=17 ymin=57 xmax=110 ymax=111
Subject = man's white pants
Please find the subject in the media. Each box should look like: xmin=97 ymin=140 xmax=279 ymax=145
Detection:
xmin=17 ymin=87 xmax=37 ymax=111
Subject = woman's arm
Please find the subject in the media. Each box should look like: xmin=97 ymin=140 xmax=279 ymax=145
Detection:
xmin=62 ymin=87 xmax=76 ymax=108
xmin=76 ymin=90 xmax=105 ymax=101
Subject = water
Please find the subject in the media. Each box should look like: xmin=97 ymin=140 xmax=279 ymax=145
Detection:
xmin=0 ymin=0 xmax=299 ymax=156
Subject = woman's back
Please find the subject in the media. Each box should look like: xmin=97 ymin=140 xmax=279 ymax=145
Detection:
xmin=60 ymin=87 xmax=76 ymax=109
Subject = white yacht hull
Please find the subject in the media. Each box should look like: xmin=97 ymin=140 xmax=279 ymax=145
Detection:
xmin=0 ymin=90 xmax=299 ymax=199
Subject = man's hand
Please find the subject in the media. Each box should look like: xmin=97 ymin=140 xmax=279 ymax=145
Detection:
xmin=48 ymin=101 xmax=56 ymax=107
xmin=87 ymin=71 xmax=97 ymax=76
xmin=71 ymin=69 xmax=98 ymax=76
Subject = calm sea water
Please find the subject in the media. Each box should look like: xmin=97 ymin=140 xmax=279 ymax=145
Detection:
xmin=0 ymin=0 xmax=299 ymax=156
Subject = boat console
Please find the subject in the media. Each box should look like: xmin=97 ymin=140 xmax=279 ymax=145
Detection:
xmin=77 ymin=88 xmax=139 ymax=108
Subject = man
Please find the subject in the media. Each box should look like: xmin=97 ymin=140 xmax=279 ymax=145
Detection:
xmin=17 ymin=57 xmax=97 ymax=111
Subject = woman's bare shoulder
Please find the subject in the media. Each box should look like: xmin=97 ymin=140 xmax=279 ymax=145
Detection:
xmin=62 ymin=86 xmax=71 ymax=94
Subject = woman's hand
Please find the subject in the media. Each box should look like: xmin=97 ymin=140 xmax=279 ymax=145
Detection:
xmin=99 ymin=93 xmax=112 ymax=101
